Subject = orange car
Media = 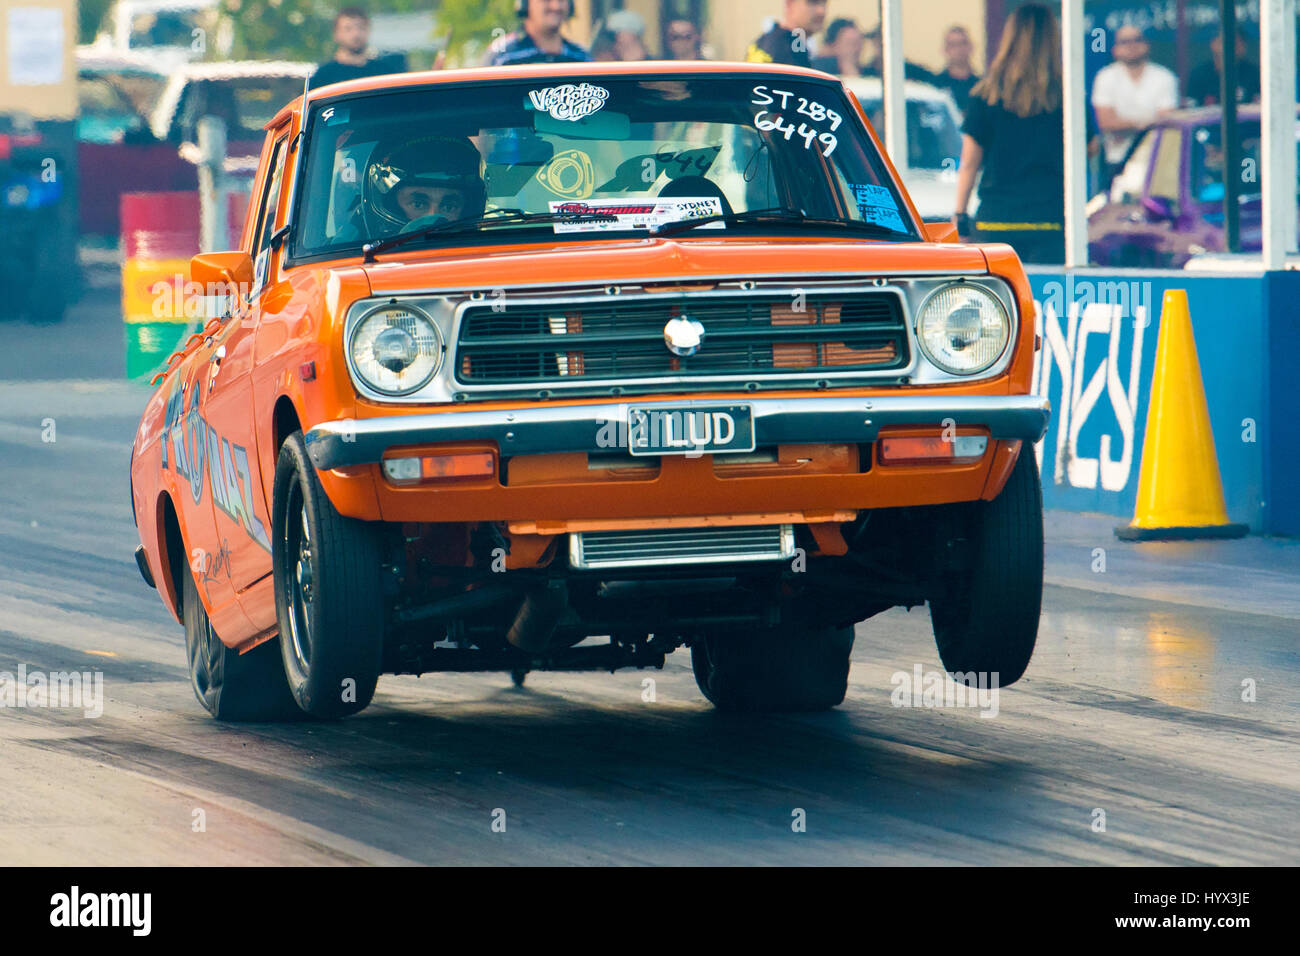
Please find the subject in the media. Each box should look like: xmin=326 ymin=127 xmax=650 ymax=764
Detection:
xmin=129 ymin=62 xmax=1050 ymax=720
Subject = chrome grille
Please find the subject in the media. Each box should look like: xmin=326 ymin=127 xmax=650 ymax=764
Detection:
xmin=570 ymin=524 xmax=796 ymax=570
xmin=456 ymin=293 xmax=909 ymax=385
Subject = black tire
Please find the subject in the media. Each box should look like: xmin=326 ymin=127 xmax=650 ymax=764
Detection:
xmin=182 ymin=564 xmax=299 ymax=721
xmin=272 ymin=431 xmax=386 ymax=718
xmin=691 ymin=623 xmax=854 ymax=712
xmin=929 ymin=445 xmax=1043 ymax=687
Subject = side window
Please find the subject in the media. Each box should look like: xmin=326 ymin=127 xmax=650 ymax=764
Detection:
xmin=1110 ymin=129 xmax=1156 ymax=202
xmin=1148 ymin=128 xmax=1182 ymax=206
xmin=251 ymin=136 xmax=289 ymax=294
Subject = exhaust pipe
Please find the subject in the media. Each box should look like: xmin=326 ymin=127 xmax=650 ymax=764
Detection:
xmin=394 ymin=582 xmax=520 ymax=625
xmin=507 ymin=580 xmax=568 ymax=652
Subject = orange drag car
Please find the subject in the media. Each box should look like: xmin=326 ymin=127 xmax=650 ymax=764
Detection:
xmin=129 ymin=62 xmax=1050 ymax=720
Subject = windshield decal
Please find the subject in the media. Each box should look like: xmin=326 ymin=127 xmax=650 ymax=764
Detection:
xmin=528 ymin=83 xmax=610 ymax=122
xmin=751 ymin=86 xmax=843 ymax=131
xmin=550 ymin=197 xmax=723 ymax=234
xmin=850 ymin=183 xmax=907 ymax=233
xmin=536 ymin=149 xmax=597 ymax=199
xmin=751 ymin=85 xmax=843 ymax=157
xmin=751 ymin=86 xmax=841 ymax=158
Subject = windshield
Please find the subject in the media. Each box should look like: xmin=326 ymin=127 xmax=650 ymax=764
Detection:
xmin=292 ymin=75 xmax=918 ymax=259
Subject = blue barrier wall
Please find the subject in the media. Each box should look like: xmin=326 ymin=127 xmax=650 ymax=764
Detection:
xmin=1025 ymin=269 xmax=1273 ymax=533
xmin=1265 ymin=271 xmax=1300 ymax=537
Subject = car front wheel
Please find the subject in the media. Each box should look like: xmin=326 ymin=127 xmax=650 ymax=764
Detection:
xmin=272 ymin=431 xmax=386 ymax=718
xmin=928 ymin=444 xmax=1043 ymax=687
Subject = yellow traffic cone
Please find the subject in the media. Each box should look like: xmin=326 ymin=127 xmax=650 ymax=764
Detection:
xmin=1116 ymin=289 xmax=1248 ymax=540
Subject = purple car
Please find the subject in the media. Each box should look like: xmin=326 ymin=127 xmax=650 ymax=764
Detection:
xmin=1088 ymin=105 xmax=1296 ymax=268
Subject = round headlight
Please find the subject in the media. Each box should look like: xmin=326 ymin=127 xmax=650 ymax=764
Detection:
xmin=349 ymin=305 xmax=442 ymax=395
xmin=916 ymin=284 xmax=1011 ymax=375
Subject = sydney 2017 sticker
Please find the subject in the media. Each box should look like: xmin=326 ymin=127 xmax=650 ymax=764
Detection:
xmin=528 ymin=83 xmax=610 ymax=122
xmin=549 ymin=197 xmax=723 ymax=233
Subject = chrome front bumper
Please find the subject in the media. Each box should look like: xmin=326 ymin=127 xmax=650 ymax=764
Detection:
xmin=304 ymin=394 xmax=1051 ymax=471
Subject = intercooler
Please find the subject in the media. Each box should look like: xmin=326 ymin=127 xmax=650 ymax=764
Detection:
xmin=569 ymin=524 xmax=796 ymax=570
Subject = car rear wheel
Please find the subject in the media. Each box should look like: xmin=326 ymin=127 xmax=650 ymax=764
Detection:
xmin=691 ymin=623 xmax=854 ymax=712
xmin=183 ymin=565 xmax=298 ymax=721
xmin=928 ymin=445 xmax=1043 ymax=687
xmin=273 ymin=431 xmax=386 ymax=719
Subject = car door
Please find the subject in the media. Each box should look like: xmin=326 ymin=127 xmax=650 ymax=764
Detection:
xmin=197 ymin=130 xmax=291 ymax=637
xmin=155 ymin=325 xmax=221 ymax=597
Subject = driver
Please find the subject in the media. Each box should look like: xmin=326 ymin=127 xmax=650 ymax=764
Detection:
xmin=360 ymin=135 xmax=487 ymax=236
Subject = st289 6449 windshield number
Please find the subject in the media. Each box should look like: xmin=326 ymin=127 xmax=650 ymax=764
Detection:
xmin=751 ymin=86 xmax=841 ymax=157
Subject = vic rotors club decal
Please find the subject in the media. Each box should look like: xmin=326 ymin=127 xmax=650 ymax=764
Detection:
xmin=160 ymin=376 xmax=272 ymax=553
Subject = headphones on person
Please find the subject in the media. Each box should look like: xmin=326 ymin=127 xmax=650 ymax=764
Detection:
xmin=515 ymin=0 xmax=576 ymax=19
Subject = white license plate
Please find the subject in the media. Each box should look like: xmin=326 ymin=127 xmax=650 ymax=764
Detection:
xmin=626 ymin=404 xmax=755 ymax=456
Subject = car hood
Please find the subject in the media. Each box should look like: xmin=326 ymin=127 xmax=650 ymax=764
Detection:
xmin=358 ymin=237 xmax=989 ymax=296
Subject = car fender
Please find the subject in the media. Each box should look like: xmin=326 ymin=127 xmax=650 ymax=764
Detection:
xmin=251 ymin=264 xmax=379 ymax=519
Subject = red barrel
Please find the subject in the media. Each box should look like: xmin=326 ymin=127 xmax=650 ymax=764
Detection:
xmin=121 ymin=190 xmax=250 ymax=259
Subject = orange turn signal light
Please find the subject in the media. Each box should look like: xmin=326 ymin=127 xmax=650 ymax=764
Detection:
xmin=878 ymin=434 xmax=988 ymax=465
xmin=383 ymin=452 xmax=496 ymax=483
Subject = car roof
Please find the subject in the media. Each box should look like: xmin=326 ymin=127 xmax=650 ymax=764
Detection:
xmin=1157 ymin=104 xmax=1283 ymax=126
xmin=114 ymin=0 xmax=216 ymax=14
xmin=75 ymin=46 xmax=169 ymax=76
xmin=303 ymin=59 xmax=848 ymax=104
xmin=151 ymin=60 xmax=314 ymax=140
xmin=168 ymin=60 xmax=315 ymax=82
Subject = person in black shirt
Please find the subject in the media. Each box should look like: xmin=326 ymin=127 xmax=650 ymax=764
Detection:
xmin=810 ymin=17 xmax=867 ymax=75
xmin=930 ymin=26 xmax=981 ymax=113
xmin=811 ymin=18 xmax=934 ymax=81
xmin=1186 ymin=28 xmax=1260 ymax=106
xmin=309 ymin=8 xmax=407 ymax=91
xmin=747 ymin=0 xmax=829 ymax=69
xmin=858 ymin=24 xmax=942 ymax=83
xmin=953 ymin=3 xmax=1064 ymax=265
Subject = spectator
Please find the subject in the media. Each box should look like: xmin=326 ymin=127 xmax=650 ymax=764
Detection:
xmin=486 ymin=0 xmax=589 ymax=67
xmin=930 ymin=26 xmax=981 ymax=113
xmin=664 ymin=18 xmax=704 ymax=60
xmin=811 ymin=18 xmax=866 ymax=76
xmin=309 ymin=8 xmax=407 ymax=90
xmin=953 ymin=3 xmax=1065 ymax=265
xmin=606 ymin=10 xmax=649 ymax=61
xmin=747 ymin=0 xmax=828 ymax=69
xmin=1187 ymin=27 xmax=1260 ymax=106
xmin=1091 ymin=26 xmax=1177 ymax=180
xmin=589 ymin=29 xmax=618 ymax=62
xmin=859 ymin=24 xmax=939 ymax=83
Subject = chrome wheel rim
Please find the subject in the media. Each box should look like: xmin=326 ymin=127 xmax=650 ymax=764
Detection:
xmin=188 ymin=601 xmax=218 ymax=697
xmin=285 ymin=484 xmax=314 ymax=674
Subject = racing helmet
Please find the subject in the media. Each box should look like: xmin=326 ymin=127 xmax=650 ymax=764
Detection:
xmin=362 ymin=135 xmax=487 ymax=234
